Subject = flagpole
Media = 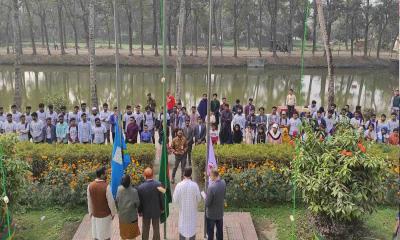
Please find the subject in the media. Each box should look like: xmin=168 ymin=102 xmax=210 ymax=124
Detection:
xmin=113 ymin=0 xmax=121 ymax=131
xmin=161 ymin=0 xmax=168 ymax=239
xmin=204 ymin=0 xmax=213 ymax=238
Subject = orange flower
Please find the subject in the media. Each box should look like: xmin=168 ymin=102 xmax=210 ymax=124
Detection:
xmin=289 ymin=140 xmax=295 ymax=146
xmin=340 ymin=150 xmax=353 ymax=157
xmin=357 ymin=143 xmax=366 ymax=153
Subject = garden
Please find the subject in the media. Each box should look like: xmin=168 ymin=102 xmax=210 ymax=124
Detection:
xmin=0 ymin=122 xmax=398 ymax=239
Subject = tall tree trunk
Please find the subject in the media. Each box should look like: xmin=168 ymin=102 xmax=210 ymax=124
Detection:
xmin=213 ymin=0 xmax=218 ymax=48
xmin=140 ymin=0 xmax=144 ymax=56
xmin=107 ymin=19 xmax=111 ymax=49
xmin=350 ymin=15 xmax=354 ymax=57
xmin=57 ymin=0 xmax=66 ymax=55
xmin=258 ymin=0 xmax=262 ymax=57
xmin=288 ymin=0 xmax=294 ymax=54
xmin=88 ymin=0 xmax=98 ymax=108
xmin=363 ymin=0 xmax=370 ymax=57
xmin=42 ymin=14 xmax=51 ymax=55
xmin=12 ymin=0 xmax=22 ymax=109
xmin=24 ymin=0 xmax=36 ymax=55
xmin=219 ymin=0 xmax=223 ymax=56
xmin=152 ymin=0 xmax=159 ymax=56
xmin=62 ymin=0 xmax=79 ymax=54
xmin=126 ymin=3 xmax=133 ymax=56
xmin=316 ymin=0 xmax=334 ymax=107
xmin=376 ymin=16 xmax=388 ymax=59
xmin=271 ymin=0 xmax=278 ymax=57
xmin=117 ymin=8 xmax=122 ymax=49
xmin=6 ymin=12 xmax=11 ymax=54
xmin=246 ymin=14 xmax=250 ymax=50
xmin=63 ymin=20 xmax=67 ymax=49
xmin=176 ymin=0 xmax=186 ymax=103
xmin=194 ymin=9 xmax=198 ymax=56
xmin=167 ymin=0 xmax=172 ymax=56
xmin=233 ymin=0 xmax=238 ymax=57
xmin=312 ymin=0 xmax=317 ymax=55
xmin=78 ymin=0 xmax=89 ymax=48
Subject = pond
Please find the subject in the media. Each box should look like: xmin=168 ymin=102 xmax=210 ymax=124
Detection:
xmin=0 ymin=66 xmax=396 ymax=114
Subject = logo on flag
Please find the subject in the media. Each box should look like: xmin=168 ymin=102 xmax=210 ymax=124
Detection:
xmin=113 ymin=147 xmax=122 ymax=164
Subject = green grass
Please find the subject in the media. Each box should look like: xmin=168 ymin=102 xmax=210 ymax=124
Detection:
xmin=229 ymin=204 xmax=397 ymax=240
xmin=14 ymin=207 xmax=86 ymax=240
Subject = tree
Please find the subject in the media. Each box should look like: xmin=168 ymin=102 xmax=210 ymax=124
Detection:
xmin=375 ymin=0 xmax=394 ymax=58
xmin=124 ymin=0 xmax=134 ymax=56
xmin=176 ymin=0 xmax=186 ymax=103
xmin=35 ymin=0 xmax=51 ymax=55
xmin=57 ymin=0 xmax=66 ymax=55
xmin=316 ymin=0 xmax=334 ymax=107
xmin=23 ymin=0 xmax=37 ymax=55
xmin=312 ymin=0 xmax=317 ymax=55
xmin=362 ymin=0 xmax=372 ymax=57
xmin=140 ymin=0 xmax=144 ymax=56
xmin=12 ymin=0 xmax=23 ymax=109
xmin=88 ymin=0 xmax=98 ymax=108
xmin=232 ymin=0 xmax=240 ymax=57
xmin=152 ymin=0 xmax=159 ymax=56
xmin=62 ymin=0 xmax=80 ymax=55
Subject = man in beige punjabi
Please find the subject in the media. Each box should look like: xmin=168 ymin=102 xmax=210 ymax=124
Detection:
xmin=87 ymin=167 xmax=117 ymax=240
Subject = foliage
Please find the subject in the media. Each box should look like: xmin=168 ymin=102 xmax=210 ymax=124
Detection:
xmin=42 ymin=94 xmax=68 ymax=113
xmin=220 ymin=164 xmax=291 ymax=206
xmin=0 ymin=134 xmax=29 ymax=211
xmin=15 ymin=142 xmax=155 ymax=178
xmin=192 ymin=143 xmax=294 ymax=181
xmin=293 ymin=122 xmax=388 ymax=238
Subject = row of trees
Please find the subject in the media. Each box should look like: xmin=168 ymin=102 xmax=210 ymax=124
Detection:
xmin=0 ymin=0 xmax=397 ymax=58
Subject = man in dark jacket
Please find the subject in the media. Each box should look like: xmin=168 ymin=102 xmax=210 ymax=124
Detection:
xmin=42 ymin=117 xmax=56 ymax=144
xmin=194 ymin=117 xmax=206 ymax=145
xmin=138 ymin=168 xmax=164 ymax=240
xmin=205 ymin=168 xmax=226 ymax=240
xmin=197 ymin=93 xmax=208 ymax=121
xmin=183 ymin=119 xmax=195 ymax=166
xmin=211 ymin=93 xmax=221 ymax=126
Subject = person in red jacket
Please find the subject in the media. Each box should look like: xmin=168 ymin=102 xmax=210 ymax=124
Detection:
xmin=167 ymin=91 xmax=176 ymax=114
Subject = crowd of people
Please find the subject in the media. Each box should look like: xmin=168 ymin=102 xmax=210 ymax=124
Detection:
xmin=1 ymin=90 xmax=398 ymax=146
xmin=88 ymin=166 xmax=226 ymax=240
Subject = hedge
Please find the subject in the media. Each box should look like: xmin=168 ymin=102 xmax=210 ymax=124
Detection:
xmin=192 ymin=143 xmax=398 ymax=206
xmin=15 ymin=142 xmax=155 ymax=178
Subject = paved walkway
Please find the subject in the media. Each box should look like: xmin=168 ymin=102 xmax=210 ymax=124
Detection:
xmin=73 ymin=210 xmax=258 ymax=240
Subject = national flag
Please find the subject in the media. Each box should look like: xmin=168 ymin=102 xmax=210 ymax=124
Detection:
xmin=206 ymin=141 xmax=218 ymax=181
xmin=111 ymin=121 xmax=131 ymax=198
xmin=158 ymin=135 xmax=171 ymax=223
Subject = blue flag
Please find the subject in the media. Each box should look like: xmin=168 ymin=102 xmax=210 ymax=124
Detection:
xmin=111 ymin=121 xmax=131 ymax=198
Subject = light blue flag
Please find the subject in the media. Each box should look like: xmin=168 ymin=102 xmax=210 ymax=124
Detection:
xmin=206 ymin=141 xmax=217 ymax=182
xmin=111 ymin=120 xmax=131 ymax=198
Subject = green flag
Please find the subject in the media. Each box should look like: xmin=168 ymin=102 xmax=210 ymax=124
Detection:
xmin=158 ymin=134 xmax=171 ymax=223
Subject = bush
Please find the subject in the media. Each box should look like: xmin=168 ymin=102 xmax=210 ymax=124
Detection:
xmin=192 ymin=143 xmax=294 ymax=181
xmin=42 ymin=94 xmax=68 ymax=113
xmin=221 ymin=165 xmax=291 ymax=206
xmin=293 ymin=122 xmax=388 ymax=239
xmin=15 ymin=142 xmax=155 ymax=178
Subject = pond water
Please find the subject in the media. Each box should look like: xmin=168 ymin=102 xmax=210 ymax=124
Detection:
xmin=0 ymin=66 xmax=397 ymax=114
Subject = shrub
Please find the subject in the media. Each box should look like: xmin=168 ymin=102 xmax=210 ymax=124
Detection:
xmin=192 ymin=143 xmax=294 ymax=181
xmin=293 ymin=122 xmax=388 ymax=239
xmin=42 ymin=94 xmax=68 ymax=113
xmin=220 ymin=164 xmax=291 ymax=206
xmin=15 ymin=142 xmax=155 ymax=178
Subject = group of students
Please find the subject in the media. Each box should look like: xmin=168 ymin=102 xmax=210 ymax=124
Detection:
xmin=87 ymin=166 xmax=226 ymax=240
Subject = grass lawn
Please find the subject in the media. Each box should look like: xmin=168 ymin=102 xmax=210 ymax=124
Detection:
xmin=13 ymin=207 xmax=86 ymax=240
xmin=230 ymin=204 xmax=397 ymax=240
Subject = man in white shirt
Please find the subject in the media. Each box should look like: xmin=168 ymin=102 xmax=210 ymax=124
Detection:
xmin=0 ymin=106 xmax=6 ymax=123
xmin=286 ymin=89 xmax=296 ymax=119
xmin=68 ymin=106 xmax=80 ymax=123
xmin=92 ymin=118 xmax=107 ymax=144
xmin=16 ymin=115 xmax=29 ymax=141
xmin=132 ymin=105 xmax=144 ymax=133
xmin=308 ymin=100 xmax=318 ymax=117
xmin=232 ymin=108 xmax=246 ymax=133
xmin=78 ymin=103 xmax=90 ymax=122
xmin=173 ymin=167 xmax=201 ymax=240
xmin=143 ymin=106 xmax=156 ymax=143
xmin=289 ymin=112 xmax=301 ymax=137
xmin=29 ymin=112 xmax=44 ymax=143
xmin=2 ymin=114 xmax=16 ymax=134
xmin=350 ymin=111 xmax=364 ymax=130
xmin=25 ymin=106 xmax=33 ymax=124
xmin=123 ymin=105 xmax=134 ymax=132
xmin=388 ymin=112 xmax=399 ymax=133
xmin=37 ymin=103 xmax=47 ymax=123
xmin=90 ymin=107 xmax=100 ymax=126
xmin=324 ymin=110 xmax=336 ymax=135
xmin=11 ymin=104 xmax=22 ymax=123
xmin=78 ymin=113 xmax=92 ymax=144
xmin=100 ymin=103 xmax=112 ymax=143
xmin=46 ymin=104 xmax=59 ymax=125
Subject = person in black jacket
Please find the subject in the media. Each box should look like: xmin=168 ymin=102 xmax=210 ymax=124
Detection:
xmin=137 ymin=168 xmax=164 ymax=240
xmin=232 ymin=124 xmax=243 ymax=144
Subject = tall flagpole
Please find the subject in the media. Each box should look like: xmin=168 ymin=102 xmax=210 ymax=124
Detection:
xmin=204 ymin=0 xmax=213 ymax=238
xmin=113 ymin=0 xmax=121 ymax=130
xmin=161 ymin=0 xmax=168 ymax=239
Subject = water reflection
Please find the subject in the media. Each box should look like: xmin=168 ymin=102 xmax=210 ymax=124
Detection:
xmin=0 ymin=66 xmax=396 ymax=113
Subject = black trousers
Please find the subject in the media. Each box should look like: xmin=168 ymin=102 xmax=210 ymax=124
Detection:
xmin=172 ymin=154 xmax=187 ymax=180
xmin=206 ymin=217 xmax=223 ymax=240
xmin=287 ymin=105 xmax=295 ymax=119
